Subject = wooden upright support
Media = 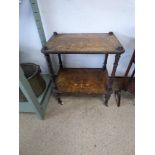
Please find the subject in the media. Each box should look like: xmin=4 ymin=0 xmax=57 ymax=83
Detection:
xmin=44 ymin=53 xmax=55 ymax=81
xmin=29 ymin=0 xmax=46 ymax=46
xmin=111 ymin=53 xmax=121 ymax=77
xmin=125 ymin=50 xmax=135 ymax=77
xmin=103 ymin=54 xmax=108 ymax=70
xmin=19 ymin=66 xmax=44 ymax=119
xmin=58 ymin=54 xmax=63 ymax=69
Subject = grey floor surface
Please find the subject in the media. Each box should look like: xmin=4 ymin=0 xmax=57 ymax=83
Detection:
xmin=20 ymin=92 xmax=135 ymax=155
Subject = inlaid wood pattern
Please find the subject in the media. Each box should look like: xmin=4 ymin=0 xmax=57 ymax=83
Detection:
xmin=43 ymin=33 xmax=124 ymax=54
xmin=56 ymin=68 xmax=109 ymax=94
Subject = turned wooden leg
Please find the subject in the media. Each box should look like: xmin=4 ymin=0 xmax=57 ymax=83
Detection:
xmin=56 ymin=94 xmax=63 ymax=105
xmin=44 ymin=53 xmax=63 ymax=105
xmin=58 ymin=54 xmax=63 ymax=69
xmin=111 ymin=53 xmax=121 ymax=77
xmin=114 ymin=90 xmax=121 ymax=107
xmin=44 ymin=53 xmax=55 ymax=80
xmin=103 ymin=54 xmax=108 ymax=70
xmin=53 ymin=89 xmax=63 ymax=105
xmin=102 ymin=92 xmax=111 ymax=107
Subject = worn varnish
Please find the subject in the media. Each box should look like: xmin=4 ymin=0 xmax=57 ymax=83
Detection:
xmin=43 ymin=33 xmax=124 ymax=54
xmin=41 ymin=32 xmax=125 ymax=106
xmin=56 ymin=68 xmax=108 ymax=94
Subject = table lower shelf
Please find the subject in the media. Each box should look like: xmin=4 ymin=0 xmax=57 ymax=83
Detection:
xmin=56 ymin=68 xmax=109 ymax=94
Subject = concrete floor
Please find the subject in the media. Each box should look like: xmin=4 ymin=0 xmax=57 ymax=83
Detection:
xmin=20 ymin=92 xmax=135 ymax=155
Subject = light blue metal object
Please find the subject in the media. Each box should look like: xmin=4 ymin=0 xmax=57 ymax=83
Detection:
xmin=19 ymin=66 xmax=44 ymax=119
xmin=29 ymin=0 xmax=46 ymax=46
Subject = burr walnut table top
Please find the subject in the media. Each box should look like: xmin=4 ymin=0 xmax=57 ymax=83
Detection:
xmin=42 ymin=33 xmax=124 ymax=54
xmin=56 ymin=68 xmax=108 ymax=94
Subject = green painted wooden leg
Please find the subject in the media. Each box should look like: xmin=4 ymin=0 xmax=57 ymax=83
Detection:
xmin=19 ymin=66 xmax=44 ymax=119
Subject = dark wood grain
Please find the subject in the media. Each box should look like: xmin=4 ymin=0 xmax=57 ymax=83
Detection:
xmin=41 ymin=33 xmax=125 ymax=106
xmin=42 ymin=33 xmax=124 ymax=54
xmin=56 ymin=68 xmax=109 ymax=94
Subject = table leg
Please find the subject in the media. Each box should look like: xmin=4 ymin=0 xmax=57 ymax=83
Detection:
xmin=114 ymin=90 xmax=121 ymax=107
xmin=44 ymin=53 xmax=63 ymax=105
xmin=58 ymin=54 xmax=63 ymax=69
xmin=44 ymin=53 xmax=55 ymax=80
xmin=111 ymin=53 xmax=121 ymax=77
xmin=104 ymin=53 xmax=121 ymax=106
xmin=103 ymin=92 xmax=111 ymax=107
xmin=103 ymin=54 xmax=108 ymax=70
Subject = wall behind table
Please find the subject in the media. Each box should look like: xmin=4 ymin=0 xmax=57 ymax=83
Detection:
xmin=20 ymin=0 xmax=135 ymax=75
xmin=19 ymin=0 xmax=48 ymax=73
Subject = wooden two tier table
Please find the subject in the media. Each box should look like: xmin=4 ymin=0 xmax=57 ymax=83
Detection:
xmin=41 ymin=32 xmax=125 ymax=106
